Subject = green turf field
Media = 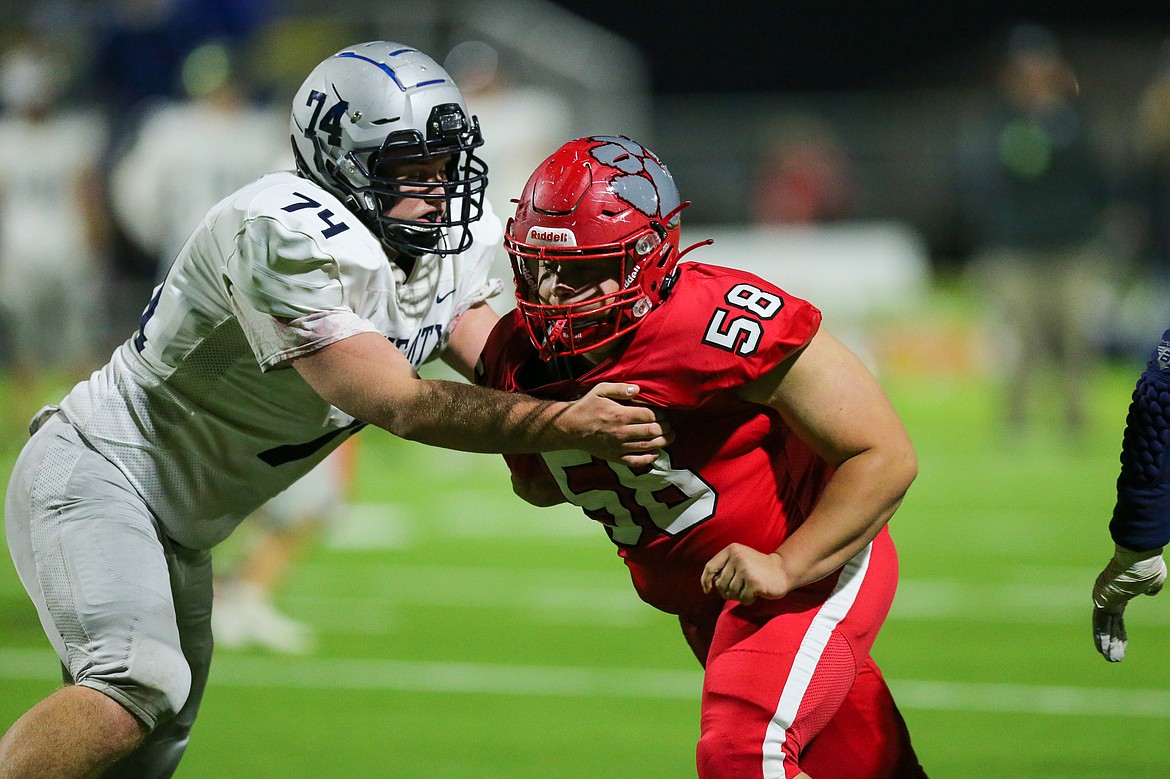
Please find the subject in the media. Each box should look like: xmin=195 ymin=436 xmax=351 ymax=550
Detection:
xmin=1 ymin=296 xmax=1166 ymax=777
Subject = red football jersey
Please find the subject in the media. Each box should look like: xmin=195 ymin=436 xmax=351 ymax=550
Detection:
xmin=477 ymin=262 xmax=827 ymax=618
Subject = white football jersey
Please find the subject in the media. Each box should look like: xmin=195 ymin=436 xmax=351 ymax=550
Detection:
xmin=59 ymin=170 xmax=502 ymax=549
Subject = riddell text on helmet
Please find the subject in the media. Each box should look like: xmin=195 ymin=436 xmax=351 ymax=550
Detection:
xmin=527 ymin=227 xmax=576 ymax=245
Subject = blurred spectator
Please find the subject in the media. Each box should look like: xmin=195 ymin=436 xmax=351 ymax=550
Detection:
xmin=443 ymin=40 xmax=572 ymax=313
xmin=91 ymin=0 xmax=272 ymax=121
xmin=955 ymin=23 xmax=1112 ymax=440
xmin=1126 ymin=40 xmax=1170 ymax=326
xmin=109 ymin=40 xmax=288 ymax=280
xmin=0 ymin=39 xmax=109 ymax=391
xmin=213 ymin=442 xmax=355 ymax=655
xmin=751 ymin=112 xmax=856 ymax=225
xmin=90 ymin=0 xmax=275 ymax=346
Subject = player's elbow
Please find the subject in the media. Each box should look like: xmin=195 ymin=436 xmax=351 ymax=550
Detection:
xmin=887 ymin=440 xmax=918 ymax=498
xmin=854 ymin=434 xmax=917 ymax=503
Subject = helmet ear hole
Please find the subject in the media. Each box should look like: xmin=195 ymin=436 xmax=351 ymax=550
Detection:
xmin=633 ymin=231 xmax=660 ymax=257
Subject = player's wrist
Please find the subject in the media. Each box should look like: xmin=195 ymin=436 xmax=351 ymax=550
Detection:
xmin=1113 ymin=544 xmax=1165 ymax=571
xmin=539 ymin=399 xmax=579 ymax=450
xmin=766 ymin=551 xmax=797 ymax=592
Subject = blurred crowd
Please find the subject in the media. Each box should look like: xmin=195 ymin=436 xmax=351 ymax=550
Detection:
xmin=0 ymin=0 xmax=279 ymax=389
xmin=0 ymin=7 xmax=1168 ymax=424
xmin=743 ymin=24 xmax=1170 ymax=441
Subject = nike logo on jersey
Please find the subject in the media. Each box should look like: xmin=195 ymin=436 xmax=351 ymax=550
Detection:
xmin=436 ymin=289 xmax=455 ymax=304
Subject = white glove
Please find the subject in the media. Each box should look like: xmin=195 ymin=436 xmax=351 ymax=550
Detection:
xmin=1092 ymin=544 xmax=1167 ymax=662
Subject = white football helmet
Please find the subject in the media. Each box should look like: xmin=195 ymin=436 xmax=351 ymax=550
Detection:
xmin=290 ymin=41 xmax=487 ymax=257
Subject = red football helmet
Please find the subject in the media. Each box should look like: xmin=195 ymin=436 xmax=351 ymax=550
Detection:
xmin=505 ymin=135 xmax=708 ymax=359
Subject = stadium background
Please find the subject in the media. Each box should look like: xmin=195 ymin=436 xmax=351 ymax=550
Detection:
xmin=1 ymin=1 xmax=1168 ymax=776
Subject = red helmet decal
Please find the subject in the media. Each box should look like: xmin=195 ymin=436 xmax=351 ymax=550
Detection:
xmin=587 ymin=136 xmax=682 ymax=225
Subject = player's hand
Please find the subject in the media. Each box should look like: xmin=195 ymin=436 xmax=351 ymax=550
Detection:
xmin=1091 ymin=544 xmax=1166 ymax=662
xmin=701 ymin=544 xmax=791 ymax=605
xmin=562 ymin=383 xmax=672 ymax=467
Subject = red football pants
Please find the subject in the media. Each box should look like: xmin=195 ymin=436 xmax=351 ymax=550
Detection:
xmin=692 ymin=529 xmax=927 ymax=778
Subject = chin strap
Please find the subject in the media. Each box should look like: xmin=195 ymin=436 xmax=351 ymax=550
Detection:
xmin=539 ymin=319 xmax=567 ymax=362
xmin=379 ymin=239 xmax=418 ymax=277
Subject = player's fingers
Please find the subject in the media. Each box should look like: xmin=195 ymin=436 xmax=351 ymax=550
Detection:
xmin=715 ymin=564 xmax=747 ymax=601
xmin=616 ymin=407 xmax=672 ymax=440
xmin=1093 ymin=608 xmax=1126 ymax=662
xmin=700 ymin=566 xmax=722 ymax=594
xmin=622 ymin=421 xmax=671 ymax=443
xmin=590 ymin=382 xmax=641 ymax=400
xmin=618 ymin=451 xmax=659 ymax=469
xmin=701 ymin=552 xmax=730 ymax=593
xmin=1092 ymin=610 xmax=1109 ymax=658
xmin=588 ymin=386 xmax=671 ymax=428
xmin=732 ymin=577 xmax=756 ymax=605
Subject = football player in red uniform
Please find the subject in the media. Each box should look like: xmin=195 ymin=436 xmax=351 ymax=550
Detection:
xmin=477 ymin=136 xmax=928 ymax=778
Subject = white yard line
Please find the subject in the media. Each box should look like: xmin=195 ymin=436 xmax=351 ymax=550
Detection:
xmin=1 ymin=648 xmax=1167 ymax=717
xmin=281 ymin=558 xmax=1165 ymax=626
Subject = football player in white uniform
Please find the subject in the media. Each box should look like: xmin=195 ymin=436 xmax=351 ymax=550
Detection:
xmin=0 ymin=41 xmax=668 ymax=778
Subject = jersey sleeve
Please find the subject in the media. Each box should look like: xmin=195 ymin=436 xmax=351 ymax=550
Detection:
xmin=225 ymin=201 xmax=379 ymax=371
xmin=1110 ymin=329 xmax=1170 ymax=551
xmin=617 ymin=264 xmax=822 ymax=407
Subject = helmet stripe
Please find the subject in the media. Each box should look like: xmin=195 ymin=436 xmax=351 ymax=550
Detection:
xmin=335 ymin=51 xmax=451 ymax=92
xmin=335 ymin=51 xmax=406 ymax=89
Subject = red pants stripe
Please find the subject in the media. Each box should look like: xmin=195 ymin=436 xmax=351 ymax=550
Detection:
xmin=696 ymin=529 xmax=926 ymax=778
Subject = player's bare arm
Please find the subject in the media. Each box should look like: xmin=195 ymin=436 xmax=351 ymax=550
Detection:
xmin=702 ymin=330 xmax=917 ymax=604
xmin=293 ymin=331 xmax=669 ymax=466
xmin=441 ymin=301 xmax=500 ymax=381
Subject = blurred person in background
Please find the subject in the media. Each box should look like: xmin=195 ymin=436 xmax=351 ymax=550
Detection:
xmin=955 ymin=23 xmax=1112 ymax=441
xmin=109 ymin=40 xmax=288 ymax=280
xmin=751 ymin=112 xmax=856 ymax=226
xmin=90 ymin=0 xmax=274 ymax=144
xmin=0 ymin=38 xmax=110 ymax=397
xmin=0 ymin=42 xmax=667 ymax=778
xmin=211 ymin=440 xmax=355 ymax=654
xmin=1091 ymin=327 xmax=1170 ymax=663
xmin=90 ymin=0 xmax=275 ymax=351
xmin=478 ymin=135 xmax=926 ymax=778
xmin=1125 ymin=40 xmax=1170 ymax=330
xmin=109 ymin=39 xmax=351 ymax=655
xmin=443 ymin=39 xmax=573 ymax=315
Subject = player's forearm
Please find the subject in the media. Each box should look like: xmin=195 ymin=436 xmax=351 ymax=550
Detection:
xmin=1109 ymin=356 xmax=1170 ymax=552
xmin=371 ymin=378 xmax=575 ymax=454
xmin=295 ymin=332 xmax=575 ymax=454
xmin=774 ymin=446 xmax=917 ymax=589
xmin=297 ymin=332 xmax=663 ymax=462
